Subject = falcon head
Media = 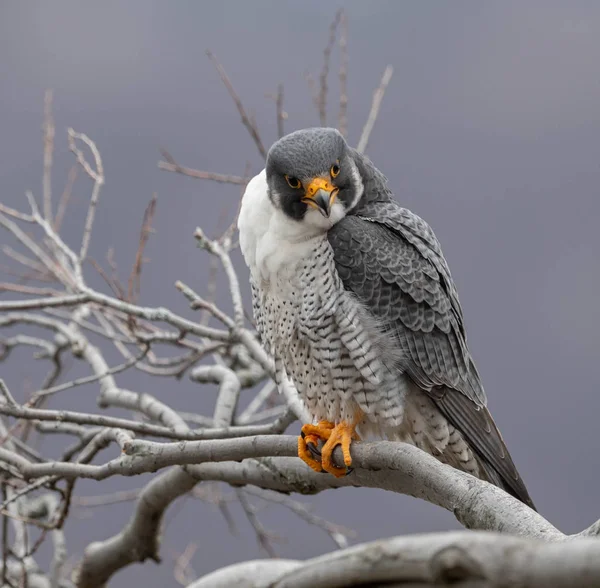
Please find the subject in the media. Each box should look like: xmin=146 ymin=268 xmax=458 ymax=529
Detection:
xmin=266 ymin=127 xmax=364 ymax=228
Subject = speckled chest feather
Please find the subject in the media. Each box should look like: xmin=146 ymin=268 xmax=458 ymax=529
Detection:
xmin=251 ymin=237 xmax=407 ymax=428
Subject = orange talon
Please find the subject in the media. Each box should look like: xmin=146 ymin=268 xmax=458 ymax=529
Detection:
xmin=301 ymin=421 xmax=334 ymax=440
xmin=298 ymin=435 xmax=323 ymax=472
xmin=321 ymin=421 xmax=359 ymax=478
xmin=298 ymin=421 xmax=334 ymax=473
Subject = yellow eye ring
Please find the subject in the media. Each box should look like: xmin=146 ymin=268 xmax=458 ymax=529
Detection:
xmin=330 ymin=163 xmax=340 ymax=178
xmin=285 ymin=175 xmax=302 ymax=189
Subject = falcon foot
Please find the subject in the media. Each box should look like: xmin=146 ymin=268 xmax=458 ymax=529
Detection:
xmin=298 ymin=421 xmax=334 ymax=473
xmin=321 ymin=421 xmax=359 ymax=478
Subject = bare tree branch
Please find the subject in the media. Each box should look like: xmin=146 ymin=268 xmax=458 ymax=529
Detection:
xmin=189 ymin=531 xmax=600 ymax=588
xmin=356 ymin=65 xmax=394 ymax=154
xmin=53 ymin=164 xmax=77 ymax=232
xmin=206 ymin=50 xmax=267 ymax=159
xmin=42 ymin=89 xmax=55 ymax=222
xmin=318 ymin=9 xmax=343 ymax=127
xmin=127 ymin=192 xmax=157 ymax=304
xmin=158 ymin=149 xmax=250 ymax=185
xmin=0 ymin=389 xmax=293 ymax=443
xmin=276 ymin=83 xmax=285 ymax=138
xmin=338 ymin=10 xmax=348 ymax=137
xmin=67 ymin=128 xmax=105 ymax=261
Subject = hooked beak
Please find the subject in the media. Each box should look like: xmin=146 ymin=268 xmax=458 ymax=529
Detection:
xmin=302 ymin=177 xmax=338 ymax=218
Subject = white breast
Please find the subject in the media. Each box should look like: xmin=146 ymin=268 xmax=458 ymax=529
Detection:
xmin=238 ymin=170 xmax=328 ymax=284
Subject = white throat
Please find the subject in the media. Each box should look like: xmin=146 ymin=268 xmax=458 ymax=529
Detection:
xmin=237 ymin=170 xmax=345 ymax=282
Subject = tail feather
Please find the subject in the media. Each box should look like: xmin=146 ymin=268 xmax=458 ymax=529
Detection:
xmin=427 ymin=386 xmax=536 ymax=511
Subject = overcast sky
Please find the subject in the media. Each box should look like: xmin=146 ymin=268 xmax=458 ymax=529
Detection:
xmin=2 ymin=2 xmax=600 ymax=585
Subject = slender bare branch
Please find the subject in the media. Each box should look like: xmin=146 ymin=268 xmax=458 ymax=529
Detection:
xmin=0 ymin=291 xmax=232 ymax=341
xmin=194 ymin=228 xmax=244 ymax=328
xmin=158 ymin=149 xmax=250 ymax=185
xmin=53 ymin=165 xmax=77 ymax=232
xmin=0 ymin=283 xmax=62 ymax=297
xmin=206 ymin=50 xmax=267 ymax=159
xmin=42 ymin=89 xmax=55 ymax=221
xmin=127 ymin=193 xmax=157 ymax=304
xmin=236 ymin=488 xmax=279 ymax=557
xmin=275 ymin=84 xmax=285 ymax=138
xmin=304 ymin=71 xmax=320 ymax=118
xmin=28 ymin=345 xmax=149 ymax=403
xmin=176 ymin=280 xmax=234 ymax=327
xmin=0 ymin=212 xmax=73 ymax=286
xmin=338 ymin=10 xmax=348 ymax=137
xmin=0 ymin=203 xmax=33 ymax=222
xmin=318 ymin=8 xmax=343 ymax=127
xmin=67 ymin=128 xmax=105 ymax=261
xmin=356 ymin=65 xmax=393 ymax=154
xmin=245 ymin=486 xmax=354 ymax=549
xmin=0 ymin=394 xmax=294 ymax=443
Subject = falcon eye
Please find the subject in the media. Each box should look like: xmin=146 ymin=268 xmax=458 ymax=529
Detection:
xmin=285 ymin=175 xmax=302 ymax=189
xmin=330 ymin=163 xmax=340 ymax=178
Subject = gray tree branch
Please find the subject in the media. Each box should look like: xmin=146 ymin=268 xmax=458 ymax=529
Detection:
xmin=188 ymin=531 xmax=600 ymax=588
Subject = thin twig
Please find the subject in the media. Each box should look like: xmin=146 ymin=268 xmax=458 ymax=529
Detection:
xmin=194 ymin=228 xmax=245 ymax=328
xmin=0 ymin=215 xmax=72 ymax=286
xmin=218 ymin=161 xmax=250 ymax=250
xmin=173 ymin=542 xmax=198 ymax=586
xmin=206 ymin=50 xmax=267 ymax=159
xmin=236 ymin=489 xmax=279 ymax=557
xmin=28 ymin=346 xmax=149 ymax=403
xmin=304 ymin=71 xmax=320 ymax=119
xmin=54 ymin=165 xmax=77 ymax=232
xmin=0 ymin=203 xmax=33 ymax=223
xmin=0 ymin=283 xmax=63 ymax=297
xmin=236 ymin=380 xmax=277 ymax=423
xmin=175 ymin=280 xmax=234 ymax=327
xmin=338 ymin=10 xmax=348 ymax=137
xmin=127 ymin=193 xmax=157 ymax=304
xmin=42 ymin=89 xmax=55 ymax=222
xmin=0 ymin=291 xmax=232 ymax=342
xmin=318 ymin=8 xmax=343 ymax=127
xmin=88 ymin=258 xmax=126 ymax=300
xmin=356 ymin=65 xmax=394 ymax=154
xmin=74 ymin=489 xmax=141 ymax=507
xmin=67 ymin=128 xmax=105 ymax=261
xmin=0 ymin=400 xmax=294 ymax=442
xmin=245 ymin=486 xmax=355 ymax=548
xmin=276 ymin=84 xmax=285 ymax=138
xmin=158 ymin=150 xmax=249 ymax=184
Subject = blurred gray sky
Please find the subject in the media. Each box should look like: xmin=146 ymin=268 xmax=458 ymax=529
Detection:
xmin=2 ymin=1 xmax=600 ymax=585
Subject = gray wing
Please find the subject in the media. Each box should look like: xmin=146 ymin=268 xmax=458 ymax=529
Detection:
xmin=328 ymin=205 xmax=535 ymax=509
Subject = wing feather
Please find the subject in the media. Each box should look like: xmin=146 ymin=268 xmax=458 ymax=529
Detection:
xmin=328 ymin=210 xmax=535 ymax=508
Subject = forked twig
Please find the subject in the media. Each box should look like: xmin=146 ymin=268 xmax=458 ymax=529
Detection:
xmin=67 ymin=128 xmax=105 ymax=261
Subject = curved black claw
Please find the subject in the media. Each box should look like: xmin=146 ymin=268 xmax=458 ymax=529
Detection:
xmin=301 ymin=431 xmax=324 ymax=462
xmin=307 ymin=441 xmax=323 ymax=462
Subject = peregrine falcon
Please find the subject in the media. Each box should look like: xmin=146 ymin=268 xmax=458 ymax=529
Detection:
xmin=238 ymin=127 xmax=535 ymax=508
